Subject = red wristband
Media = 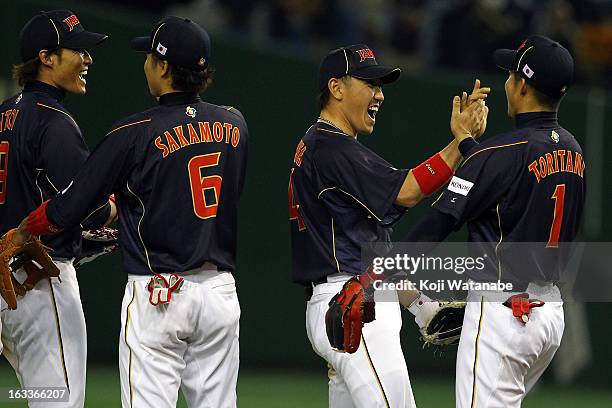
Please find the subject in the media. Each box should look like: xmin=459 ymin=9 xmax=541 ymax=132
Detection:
xmin=412 ymin=153 xmax=453 ymax=196
xmin=108 ymin=194 xmax=116 ymax=203
xmin=26 ymin=200 xmax=62 ymax=235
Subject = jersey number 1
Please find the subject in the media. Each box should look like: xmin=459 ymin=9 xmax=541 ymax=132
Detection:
xmin=547 ymin=184 xmax=565 ymax=248
xmin=0 ymin=142 xmax=8 ymax=204
xmin=188 ymin=152 xmax=223 ymax=219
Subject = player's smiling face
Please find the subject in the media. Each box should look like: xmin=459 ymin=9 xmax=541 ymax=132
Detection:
xmin=343 ymin=76 xmax=384 ymax=135
xmin=52 ymin=48 xmax=92 ymax=95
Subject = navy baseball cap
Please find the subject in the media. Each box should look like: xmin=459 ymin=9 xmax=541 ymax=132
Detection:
xmin=19 ymin=10 xmax=108 ymax=62
xmin=318 ymin=44 xmax=401 ymax=91
xmin=131 ymin=16 xmax=211 ymax=72
xmin=494 ymin=35 xmax=574 ymax=98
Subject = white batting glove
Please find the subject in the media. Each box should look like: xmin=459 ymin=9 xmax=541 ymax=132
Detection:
xmin=407 ymin=293 xmax=440 ymax=330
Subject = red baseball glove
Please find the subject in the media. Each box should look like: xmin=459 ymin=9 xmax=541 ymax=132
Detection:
xmin=325 ymin=270 xmax=383 ymax=353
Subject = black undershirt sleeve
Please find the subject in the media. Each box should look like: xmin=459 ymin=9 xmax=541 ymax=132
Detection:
xmin=458 ymin=137 xmax=479 ymax=156
xmin=401 ymin=208 xmax=457 ymax=254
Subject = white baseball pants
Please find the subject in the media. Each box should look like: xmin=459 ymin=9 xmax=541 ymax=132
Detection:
xmin=1 ymin=260 xmax=87 ymax=408
xmin=119 ymin=267 xmax=240 ymax=408
xmin=306 ymin=275 xmax=416 ymax=408
xmin=456 ymin=283 xmax=564 ymax=408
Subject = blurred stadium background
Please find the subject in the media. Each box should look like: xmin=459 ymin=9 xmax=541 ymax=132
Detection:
xmin=1 ymin=0 xmax=612 ymax=406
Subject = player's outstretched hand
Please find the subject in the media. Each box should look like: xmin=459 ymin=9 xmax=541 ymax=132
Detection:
xmin=460 ymin=79 xmax=490 ymax=138
xmin=450 ymin=92 xmax=488 ymax=143
xmin=325 ymin=271 xmax=381 ymax=353
xmin=461 ymin=79 xmax=490 ymax=110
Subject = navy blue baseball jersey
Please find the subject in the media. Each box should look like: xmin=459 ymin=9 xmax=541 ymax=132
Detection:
xmin=289 ymin=121 xmax=408 ymax=286
xmin=45 ymin=92 xmax=248 ymax=275
xmin=433 ymin=112 xmax=586 ymax=285
xmin=0 ymin=81 xmax=110 ymax=259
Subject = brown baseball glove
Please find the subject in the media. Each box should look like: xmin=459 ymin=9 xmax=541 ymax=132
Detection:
xmin=0 ymin=229 xmax=60 ymax=310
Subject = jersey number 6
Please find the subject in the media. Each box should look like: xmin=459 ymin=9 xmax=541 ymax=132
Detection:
xmin=188 ymin=152 xmax=223 ymax=219
xmin=0 ymin=141 xmax=8 ymax=204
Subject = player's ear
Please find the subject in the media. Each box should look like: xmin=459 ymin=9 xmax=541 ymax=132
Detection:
xmin=328 ymin=78 xmax=343 ymax=101
xmin=38 ymin=49 xmax=57 ymax=68
xmin=159 ymin=60 xmax=170 ymax=77
xmin=519 ymin=77 xmax=529 ymax=96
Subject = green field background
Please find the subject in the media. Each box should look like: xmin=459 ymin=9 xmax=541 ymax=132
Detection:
xmin=1 ymin=0 xmax=611 ymax=405
xmin=1 ymin=364 xmax=611 ymax=407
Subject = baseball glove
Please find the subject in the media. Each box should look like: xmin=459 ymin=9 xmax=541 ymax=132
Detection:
xmin=75 ymin=227 xmax=119 ymax=268
xmin=325 ymin=271 xmax=382 ymax=353
xmin=419 ymin=301 xmax=466 ymax=347
xmin=0 ymin=229 xmax=60 ymax=310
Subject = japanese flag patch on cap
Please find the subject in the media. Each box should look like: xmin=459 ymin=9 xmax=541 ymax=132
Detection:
xmin=156 ymin=42 xmax=167 ymax=55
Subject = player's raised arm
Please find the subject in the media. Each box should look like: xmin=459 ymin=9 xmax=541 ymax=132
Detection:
xmin=395 ymin=81 xmax=489 ymax=207
xmin=16 ymin=122 xmax=137 ymax=240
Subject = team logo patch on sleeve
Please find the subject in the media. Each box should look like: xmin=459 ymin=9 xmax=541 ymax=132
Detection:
xmin=447 ymin=176 xmax=474 ymax=196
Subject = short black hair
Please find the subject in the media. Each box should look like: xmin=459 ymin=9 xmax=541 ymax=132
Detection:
xmin=531 ymin=86 xmax=563 ymax=111
xmin=512 ymin=71 xmax=563 ymax=111
xmin=152 ymin=53 xmax=214 ymax=93
xmin=12 ymin=48 xmax=62 ymax=87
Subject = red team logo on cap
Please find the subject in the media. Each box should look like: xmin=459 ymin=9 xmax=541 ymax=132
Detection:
xmin=63 ymin=15 xmax=80 ymax=31
xmin=356 ymin=48 xmax=375 ymax=62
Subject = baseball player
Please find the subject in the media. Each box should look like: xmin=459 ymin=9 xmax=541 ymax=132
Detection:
xmin=288 ymin=44 xmax=488 ymax=407
xmin=0 ymin=10 xmax=113 ymax=408
xmin=11 ymin=16 xmax=247 ymax=408
xmin=398 ymin=35 xmax=585 ymax=407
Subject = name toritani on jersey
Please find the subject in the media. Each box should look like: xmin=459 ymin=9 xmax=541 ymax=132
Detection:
xmin=433 ymin=112 xmax=586 ymax=286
